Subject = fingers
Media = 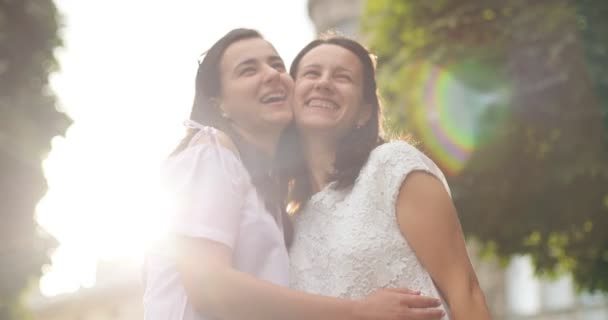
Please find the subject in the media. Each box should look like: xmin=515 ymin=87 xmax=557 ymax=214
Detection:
xmin=383 ymin=287 xmax=421 ymax=295
xmin=406 ymin=308 xmax=446 ymax=320
xmin=401 ymin=294 xmax=442 ymax=308
xmin=380 ymin=287 xmax=441 ymax=308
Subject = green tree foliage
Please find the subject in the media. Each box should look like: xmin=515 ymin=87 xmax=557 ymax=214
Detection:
xmin=363 ymin=0 xmax=608 ymax=292
xmin=0 ymin=0 xmax=70 ymax=317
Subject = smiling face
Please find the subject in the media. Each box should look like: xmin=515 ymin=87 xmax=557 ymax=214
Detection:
xmin=219 ymin=37 xmax=294 ymax=135
xmin=292 ymin=44 xmax=371 ymax=142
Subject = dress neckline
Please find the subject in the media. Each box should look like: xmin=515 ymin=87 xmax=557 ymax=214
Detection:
xmin=302 ymin=181 xmax=343 ymax=214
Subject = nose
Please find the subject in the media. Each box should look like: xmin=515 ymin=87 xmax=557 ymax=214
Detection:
xmin=313 ymin=75 xmax=332 ymax=93
xmin=262 ymin=64 xmax=281 ymax=85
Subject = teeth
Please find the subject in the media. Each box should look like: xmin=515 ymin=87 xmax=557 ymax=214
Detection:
xmin=261 ymin=93 xmax=286 ymax=103
xmin=307 ymin=98 xmax=338 ymax=110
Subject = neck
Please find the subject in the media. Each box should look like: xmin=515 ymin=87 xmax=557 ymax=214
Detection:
xmin=302 ymin=135 xmax=336 ymax=193
xmin=231 ymin=124 xmax=282 ymax=159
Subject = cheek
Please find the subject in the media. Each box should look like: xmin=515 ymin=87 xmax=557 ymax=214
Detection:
xmin=222 ymin=84 xmax=257 ymax=114
xmin=232 ymin=81 xmax=258 ymax=100
xmin=345 ymin=89 xmax=365 ymax=114
xmin=293 ymin=81 xmax=311 ymax=104
xmin=281 ymin=74 xmax=295 ymax=91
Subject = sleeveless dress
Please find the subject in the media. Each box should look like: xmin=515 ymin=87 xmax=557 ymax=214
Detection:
xmin=289 ymin=141 xmax=451 ymax=319
xmin=143 ymin=121 xmax=289 ymax=320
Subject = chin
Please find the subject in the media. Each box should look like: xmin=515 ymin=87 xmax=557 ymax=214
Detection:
xmin=295 ymin=121 xmax=338 ymax=133
xmin=264 ymin=113 xmax=293 ymax=127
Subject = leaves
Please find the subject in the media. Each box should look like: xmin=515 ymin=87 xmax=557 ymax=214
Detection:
xmin=364 ymin=0 xmax=608 ymax=293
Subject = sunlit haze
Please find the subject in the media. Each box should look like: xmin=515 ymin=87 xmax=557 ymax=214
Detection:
xmin=37 ymin=0 xmax=314 ymax=297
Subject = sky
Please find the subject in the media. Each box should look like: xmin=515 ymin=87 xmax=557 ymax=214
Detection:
xmin=36 ymin=0 xmax=315 ymax=297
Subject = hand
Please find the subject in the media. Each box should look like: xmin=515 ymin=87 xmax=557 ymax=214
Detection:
xmin=352 ymin=288 xmax=445 ymax=320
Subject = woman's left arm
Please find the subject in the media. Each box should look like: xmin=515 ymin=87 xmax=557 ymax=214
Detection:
xmin=395 ymin=171 xmax=492 ymax=320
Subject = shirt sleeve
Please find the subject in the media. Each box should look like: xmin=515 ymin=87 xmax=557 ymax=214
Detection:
xmin=414 ymin=148 xmax=452 ymax=197
xmin=368 ymin=141 xmax=452 ymax=209
xmin=161 ymin=143 xmax=250 ymax=249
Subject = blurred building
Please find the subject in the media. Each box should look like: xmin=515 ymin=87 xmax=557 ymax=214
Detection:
xmin=308 ymin=0 xmax=363 ymax=36
xmin=306 ymin=0 xmax=608 ymax=319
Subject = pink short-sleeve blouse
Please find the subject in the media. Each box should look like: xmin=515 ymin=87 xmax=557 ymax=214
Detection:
xmin=143 ymin=121 xmax=289 ymax=320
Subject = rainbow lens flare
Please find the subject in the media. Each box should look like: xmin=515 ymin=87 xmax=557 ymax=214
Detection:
xmin=404 ymin=60 xmax=511 ymax=175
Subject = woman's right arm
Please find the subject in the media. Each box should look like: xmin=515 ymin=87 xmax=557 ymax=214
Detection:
xmin=175 ymin=236 xmax=446 ymax=320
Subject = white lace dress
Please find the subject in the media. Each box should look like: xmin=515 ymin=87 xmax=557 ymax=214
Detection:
xmin=289 ymin=141 xmax=451 ymax=318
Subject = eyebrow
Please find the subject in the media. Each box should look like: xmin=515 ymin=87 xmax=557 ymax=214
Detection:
xmin=334 ymin=66 xmax=354 ymax=74
xmin=299 ymin=64 xmax=354 ymax=75
xmin=300 ymin=63 xmax=321 ymax=70
xmin=267 ymin=55 xmax=284 ymax=64
xmin=234 ymin=58 xmax=257 ymax=71
xmin=234 ymin=55 xmax=284 ymax=70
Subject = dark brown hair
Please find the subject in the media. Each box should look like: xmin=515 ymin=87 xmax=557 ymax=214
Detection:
xmin=172 ymin=28 xmax=287 ymax=236
xmin=278 ymin=35 xmax=385 ymax=214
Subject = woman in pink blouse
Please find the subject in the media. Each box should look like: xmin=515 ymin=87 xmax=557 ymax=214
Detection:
xmin=143 ymin=28 xmax=445 ymax=320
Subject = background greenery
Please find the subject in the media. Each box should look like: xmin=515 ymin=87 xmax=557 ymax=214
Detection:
xmin=0 ymin=0 xmax=70 ymax=318
xmin=364 ymin=0 xmax=608 ymax=293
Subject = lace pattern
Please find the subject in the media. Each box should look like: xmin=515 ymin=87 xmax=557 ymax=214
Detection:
xmin=289 ymin=141 xmax=450 ymax=317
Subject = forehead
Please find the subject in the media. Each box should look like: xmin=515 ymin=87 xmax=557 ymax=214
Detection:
xmin=221 ymin=37 xmax=279 ymax=69
xmin=299 ymin=44 xmax=362 ymax=72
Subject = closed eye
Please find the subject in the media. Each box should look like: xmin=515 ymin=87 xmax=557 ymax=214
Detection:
xmin=335 ymin=73 xmax=352 ymax=82
xmin=301 ymin=69 xmax=320 ymax=78
xmin=272 ymin=62 xmax=286 ymax=72
xmin=239 ymin=67 xmax=256 ymax=76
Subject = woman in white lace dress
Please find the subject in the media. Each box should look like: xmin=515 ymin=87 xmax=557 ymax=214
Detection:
xmin=144 ymin=28 xmax=445 ymax=320
xmin=283 ymin=36 xmax=492 ymax=320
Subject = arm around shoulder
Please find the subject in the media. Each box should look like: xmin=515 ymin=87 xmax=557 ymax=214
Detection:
xmin=188 ymin=128 xmax=241 ymax=157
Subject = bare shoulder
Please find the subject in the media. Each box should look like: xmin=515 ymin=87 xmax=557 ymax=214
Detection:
xmin=189 ymin=128 xmax=241 ymax=158
xmin=396 ymin=170 xmax=459 ymax=242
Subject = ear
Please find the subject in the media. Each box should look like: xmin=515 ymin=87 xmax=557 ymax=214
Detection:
xmin=356 ymin=103 xmax=373 ymax=128
xmin=210 ymin=97 xmax=230 ymax=119
xmin=210 ymin=97 xmax=223 ymax=108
